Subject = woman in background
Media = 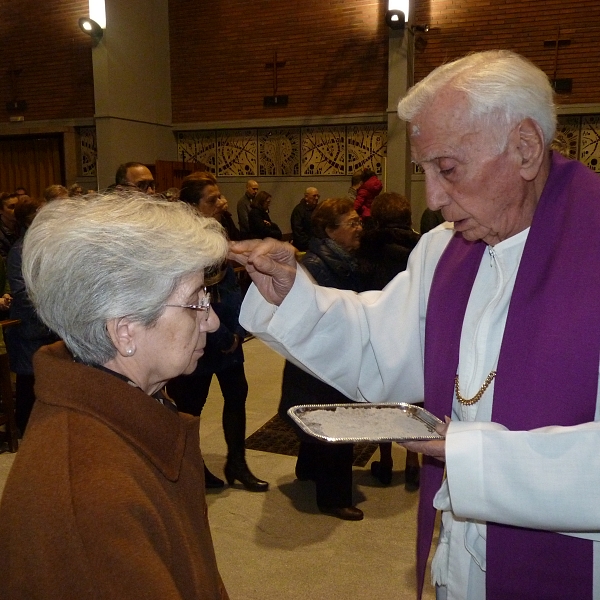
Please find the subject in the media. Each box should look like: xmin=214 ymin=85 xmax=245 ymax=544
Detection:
xmin=248 ymin=191 xmax=282 ymax=240
xmin=280 ymin=197 xmax=364 ymax=520
xmin=353 ymin=168 xmax=382 ymax=223
xmin=6 ymin=196 xmax=58 ymax=435
xmin=357 ymin=192 xmax=422 ymax=490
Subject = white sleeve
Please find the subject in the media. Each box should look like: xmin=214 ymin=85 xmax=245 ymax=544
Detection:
xmin=446 ymin=420 xmax=600 ymax=536
xmin=239 ymin=227 xmax=454 ymax=403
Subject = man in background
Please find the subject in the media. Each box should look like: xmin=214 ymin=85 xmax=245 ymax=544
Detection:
xmin=290 ymin=187 xmax=319 ymax=251
xmin=114 ymin=162 xmax=156 ymax=194
xmin=0 ymin=192 xmax=20 ymax=258
xmin=237 ymin=180 xmax=259 ymax=237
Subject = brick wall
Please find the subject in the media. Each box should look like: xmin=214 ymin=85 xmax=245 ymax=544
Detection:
xmin=0 ymin=0 xmax=95 ymax=122
xmin=1 ymin=1 xmax=596 ymax=126
xmin=169 ymin=0 xmax=389 ymax=123
xmin=412 ymin=0 xmax=600 ymax=104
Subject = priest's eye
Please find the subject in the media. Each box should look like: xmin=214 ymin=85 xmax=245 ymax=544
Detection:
xmin=440 ymin=167 xmax=455 ymax=177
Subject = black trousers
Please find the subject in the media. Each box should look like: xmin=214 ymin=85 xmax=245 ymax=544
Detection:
xmin=167 ymin=363 xmax=249 ymax=456
xmin=15 ymin=373 xmax=36 ymax=435
xmin=296 ymin=440 xmax=354 ymax=509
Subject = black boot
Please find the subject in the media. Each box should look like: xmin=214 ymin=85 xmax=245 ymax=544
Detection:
xmin=370 ymin=460 xmax=393 ymax=485
xmin=370 ymin=442 xmax=393 ymax=485
xmin=204 ymin=464 xmax=225 ymax=489
xmin=223 ymin=405 xmax=268 ymax=492
xmin=224 ymin=455 xmax=269 ymax=492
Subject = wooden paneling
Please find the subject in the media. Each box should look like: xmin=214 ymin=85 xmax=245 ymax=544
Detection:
xmin=154 ymin=160 xmax=209 ymax=192
xmin=0 ymin=135 xmax=64 ymax=198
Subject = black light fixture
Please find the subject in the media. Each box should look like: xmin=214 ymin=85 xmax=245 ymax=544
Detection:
xmin=386 ymin=10 xmax=406 ymax=31
xmin=78 ymin=17 xmax=103 ymax=42
xmin=386 ymin=0 xmax=409 ymax=31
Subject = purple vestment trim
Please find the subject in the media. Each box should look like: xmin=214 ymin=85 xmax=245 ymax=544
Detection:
xmin=418 ymin=152 xmax=600 ymax=599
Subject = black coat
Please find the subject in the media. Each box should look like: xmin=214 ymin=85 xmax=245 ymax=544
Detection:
xmin=290 ymin=200 xmax=314 ymax=251
xmin=301 ymin=237 xmax=361 ymax=291
xmin=356 ymin=224 xmax=421 ymax=291
xmin=248 ymin=207 xmax=282 ymax=240
xmin=6 ymin=237 xmax=58 ymax=375
xmin=279 ymin=238 xmax=360 ymax=428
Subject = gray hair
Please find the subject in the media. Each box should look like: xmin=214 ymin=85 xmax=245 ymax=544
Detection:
xmin=23 ymin=192 xmax=228 ymax=365
xmin=397 ymin=50 xmax=557 ymax=149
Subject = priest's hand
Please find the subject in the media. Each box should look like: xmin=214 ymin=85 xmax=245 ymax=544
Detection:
xmin=229 ymin=238 xmax=297 ymax=306
xmin=399 ymin=417 xmax=449 ymax=461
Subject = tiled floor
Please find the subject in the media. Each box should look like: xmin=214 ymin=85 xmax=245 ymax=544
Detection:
xmin=0 ymin=338 xmax=436 ymax=600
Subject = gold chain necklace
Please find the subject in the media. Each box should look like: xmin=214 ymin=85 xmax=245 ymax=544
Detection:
xmin=454 ymin=370 xmax=497 ymax=406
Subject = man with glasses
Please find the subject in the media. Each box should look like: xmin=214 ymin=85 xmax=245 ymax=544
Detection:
xmin=114 ymin=162 xmax=156 ymax=194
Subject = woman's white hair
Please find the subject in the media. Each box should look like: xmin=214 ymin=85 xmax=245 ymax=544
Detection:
xmin=397 ymin=50 xmax=557 ymax=148
xmin=23 ymin=192 xmax=228 ymax=365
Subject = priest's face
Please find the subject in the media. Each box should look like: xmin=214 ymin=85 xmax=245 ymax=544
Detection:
xmin=410 ymin=87 xmax=536 ymax=246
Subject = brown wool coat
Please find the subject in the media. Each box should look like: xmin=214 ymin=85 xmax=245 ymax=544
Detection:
xmin=0 ymin=342 xmax=229 ymax=600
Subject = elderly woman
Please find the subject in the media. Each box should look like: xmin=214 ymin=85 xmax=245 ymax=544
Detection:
xmin=280 ymin=197 xmax=364 ymax=520
xmin=0 ymin=193 xmax=230 ymax=600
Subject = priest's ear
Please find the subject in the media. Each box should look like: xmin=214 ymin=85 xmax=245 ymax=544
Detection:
xmin=515 ymin=118 xmax=546 ymax=181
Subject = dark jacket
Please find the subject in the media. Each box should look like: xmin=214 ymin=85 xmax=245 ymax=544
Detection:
xmin=357 ymin=224 xmax=421 ymax=291
xmin=419 ymin=208 xmax=445 ymax=234
xmin=0 ymin=219 xmax=20 ymax=260
xmin=290 ymin=200 xmax=315 ymax=251
xmin=6 ymin=237 xmax=58 ymax=374
xmin=218 ymin=211 xmax=242 ymax=241
xmin=196 ymin=263 xmax=246 ymax=375
xmin=280 ymin=237 xmax=360 ymax=426
xmin=301 ymin=237 xmax=362 ymax=291
xmin=248 ymin=206 xmax=282 ymax=240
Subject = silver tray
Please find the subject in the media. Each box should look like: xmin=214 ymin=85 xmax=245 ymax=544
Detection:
xmin=288 ymin=403 xmax=443 ymax=443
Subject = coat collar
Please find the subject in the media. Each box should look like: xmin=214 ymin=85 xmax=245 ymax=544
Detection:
xmin=33 ymin=342 xmax=193 ymax=482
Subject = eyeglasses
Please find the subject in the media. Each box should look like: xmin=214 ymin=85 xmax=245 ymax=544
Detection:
xmin=341 ymin=218 xmax=363 ymax=229
xmin=135 ymin=179 xmax=156 ymax=192
xmin=164 ymin=288 xmax=211 ymax=320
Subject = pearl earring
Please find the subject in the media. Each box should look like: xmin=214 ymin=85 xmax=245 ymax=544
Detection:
xmin=126 ymin=348 xmax=134 ymax=355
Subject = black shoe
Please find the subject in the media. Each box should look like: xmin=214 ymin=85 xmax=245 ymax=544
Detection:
xmin=318 ymin=505 xmax=364 ymax=521
xmin=405 ymin=465 xmax=420 ymax=492
xmin=370 ymin=460 xmax=393 ymax=485
xmin=224 ymin=459 xmax=269 ymax=492
xmin=204 ymin=465 xmax=225 ymax=489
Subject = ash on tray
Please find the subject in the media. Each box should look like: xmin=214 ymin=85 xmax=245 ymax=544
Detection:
xmin=292 ymin=404 xmax=442 ymax=442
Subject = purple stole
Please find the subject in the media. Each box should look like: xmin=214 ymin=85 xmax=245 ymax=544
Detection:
xmin=418 ymin=152 xmax=600 ymax=599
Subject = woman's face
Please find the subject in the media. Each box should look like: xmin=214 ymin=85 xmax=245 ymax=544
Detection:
xmin=131 ymin=271 xmax=219 ymax=393
xmin=197 ymin=184 xmax=221 ymax=218
xmin=326 ymin=210 xmax=363 ymax=252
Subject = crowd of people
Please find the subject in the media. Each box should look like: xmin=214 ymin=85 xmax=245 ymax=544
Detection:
xmin=1 ymin=48 xmax=597 ymax=600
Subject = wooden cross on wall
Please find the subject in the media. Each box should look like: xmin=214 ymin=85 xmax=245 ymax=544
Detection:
xmin=265 ymin=51 xmax=286 ymax=96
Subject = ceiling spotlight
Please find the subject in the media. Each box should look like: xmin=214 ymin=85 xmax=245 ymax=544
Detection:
xmin=385 ymin=10 xmax=406 ymax=31
xmin=78 ymin=17 xmax=103 ymax=41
